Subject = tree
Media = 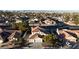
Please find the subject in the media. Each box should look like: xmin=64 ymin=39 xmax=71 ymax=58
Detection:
xmin=73 ymin=15 xmax=79 ymax=25
xmin=15 ymin=22 xmax=27 ymax=31
xmin=43 ymin=34 xmax=58 ymax=47
xmin=64 ymin=14 xmax=70 ymax=22
xmin=42 ymin=33 xmax=65 ymax=48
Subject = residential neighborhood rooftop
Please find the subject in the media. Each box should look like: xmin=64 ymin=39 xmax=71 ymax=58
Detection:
xmin=0 ymin=11 xmax=79 ymax=49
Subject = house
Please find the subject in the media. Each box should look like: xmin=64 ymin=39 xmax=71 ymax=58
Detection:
xmin=31 ymin=26 xmax=46 ymax=35
xmin=43 ymin=17 xmax=56 ymax=25
xmin=28 ymin=26 xmax=46 ymax=43
xmin=64 ymin=21 xmax=76 ymax=26
xmin=29 ymin=18 xmax=39 ymax=24
xmin=15 ymin=19 xmax=22 ymax=23
xmin=64 ymin=30 xmax=79 ymax=38
xmin=58 ymin=29 xmax=77 ymax=42
xmin=20 ymin=16 xmax=29 ymax=21
xmin=28 ymin=33 xmax=42 ymax=43
xmin=8 ymin=30 xmax=21 ymax=42
xmin=58 ymin=16 xmax=64 ymax=22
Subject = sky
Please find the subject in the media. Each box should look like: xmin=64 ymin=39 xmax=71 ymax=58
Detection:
xmin=0 ymin=0 xmax=79 ymax=10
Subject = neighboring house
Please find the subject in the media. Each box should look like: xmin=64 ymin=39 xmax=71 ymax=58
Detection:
xmin=58 ymin=29 xmax=77 ymax=42
xmin=64 ymin=21 xmax=76 ymax=26
xmin=15 ymin=19 xmax=22 ymax=23
xmin=31 ymin=26 xmax=46 ymax=35
xmin=8 ymin=30 xmax=21 ymax=41
xmin=64 ymin=30 xmax=79 ymax=38
xmin=58 ymin=16 xmax=64 ymax=22
xmin=43 ymin=18 xmax=56 ymax=25
xmin=28 ymin=33 xmax=42 ymax=43
xmin=28 ymin=26 xmax=46 ymax=43
xmin=29 ymin=18 xmax=39 ymax=24
xmin=20 ymin=16 xmax=29 ymax=21
xmin=0 ymin=29 xmax=21 ymax=44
